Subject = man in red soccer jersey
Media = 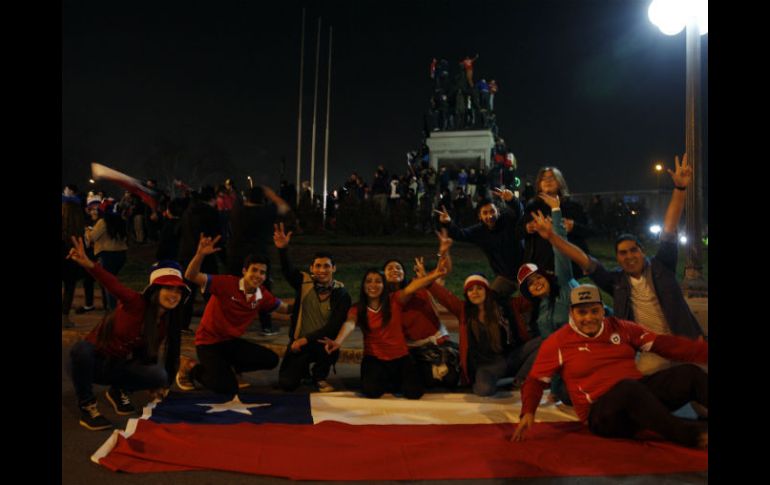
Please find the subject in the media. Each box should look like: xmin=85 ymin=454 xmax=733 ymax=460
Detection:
xmin=512 ymin=284 xmax=707 ymax=449
xmin=176 ymin=234 xmax=291 ymax=397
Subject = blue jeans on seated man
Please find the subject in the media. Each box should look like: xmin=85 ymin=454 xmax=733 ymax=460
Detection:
xmin=69 ymin=340 xmax=168 ymax=404
xmin=472 ymin=337 xmax=542 ymax=397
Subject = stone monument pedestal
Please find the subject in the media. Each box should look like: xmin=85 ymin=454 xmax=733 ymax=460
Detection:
xmin=425 ymin=130 xmax=502 ymax=171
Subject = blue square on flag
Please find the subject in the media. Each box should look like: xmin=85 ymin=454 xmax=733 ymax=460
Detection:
xmin=147 ymin=394 xmax=312 ymax=425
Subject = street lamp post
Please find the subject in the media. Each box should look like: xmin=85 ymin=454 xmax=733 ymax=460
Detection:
xmin=648 ymin=0 xmax=708 ymax=297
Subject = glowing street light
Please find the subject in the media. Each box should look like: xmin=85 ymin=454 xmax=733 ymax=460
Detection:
xmin=679 ymin=235 xmax=688 ymax=244
xmin=89 ymin=178 xmax=95 ymax=184
xmin=654 ymin=162 xmax=664 ymax=193
xmin=648 ymin=0 xmax=707 ymax=296
xmin=649 ymin=224 xmax=662 ymax=235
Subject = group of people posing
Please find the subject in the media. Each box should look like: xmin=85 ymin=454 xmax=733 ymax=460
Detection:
xmin=65 ymin=155 xmax=707 ymax=451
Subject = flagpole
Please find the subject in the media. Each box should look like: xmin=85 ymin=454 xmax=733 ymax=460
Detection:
xmin=295 ymin=8 xmax=306 ymax=208
xmin=310 ymin=17 xmax=321 ymax=201
xmin=322 ymin=26 xmax=332 ymax=226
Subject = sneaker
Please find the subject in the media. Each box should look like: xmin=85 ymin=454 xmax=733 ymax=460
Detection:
xmin=260 ymin=328 xmax=280 ymax=336
xmin=75 ymin=305 xmax=95 ymax=315
xmin=79 ymin=400 xmax=113 ymax=431
xmin=176 ymin=355 xmax=198 ymax=391
xmin=315 ymin=379 xmax=335 ymax=393
xmin=105 ymin=388 xmax=135 ymax=415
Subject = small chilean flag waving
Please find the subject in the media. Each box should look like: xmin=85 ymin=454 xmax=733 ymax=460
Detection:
xmin=91 ymin=163 xmax=158 ymax=210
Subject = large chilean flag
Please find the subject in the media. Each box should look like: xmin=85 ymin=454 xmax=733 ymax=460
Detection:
xmin=92 ymin=392 xmax=707 ymax=480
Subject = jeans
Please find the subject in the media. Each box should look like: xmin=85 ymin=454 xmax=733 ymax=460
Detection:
xmin=278 ymin=340 xmax=339 ymax=391
xmin=361 ymin=354 xmax=424 ymax=400
xmin=192 ymin=338 xmax=279 ymax=397
xmin=588 ymin=364 xmax=707 ymax=447
xmin=69 ymin=340 xmax=167 ymax=404
xmin=472 ymin=337 xmax=542 ymax=396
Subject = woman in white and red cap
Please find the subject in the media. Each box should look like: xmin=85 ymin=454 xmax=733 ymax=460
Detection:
xmin=517 ymin=199 xmax=581 ymax=340
xmin=519 ymin=205 xmax=615 ymax=403
xmin=425 ymin=271 xmax=541 ymax=396
xmin=66 ymin=236 xmax=189 ymax=431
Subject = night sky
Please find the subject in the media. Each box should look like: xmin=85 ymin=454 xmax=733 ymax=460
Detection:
xmin=62 ymin=0 xmax=708 ymax=198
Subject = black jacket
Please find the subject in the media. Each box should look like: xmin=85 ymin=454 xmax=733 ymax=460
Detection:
xmin=442 ymin=198 xmax=524 ymax=281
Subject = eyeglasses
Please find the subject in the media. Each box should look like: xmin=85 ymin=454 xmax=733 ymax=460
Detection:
xmin=540 ymin=175 xmax=556 ymax=181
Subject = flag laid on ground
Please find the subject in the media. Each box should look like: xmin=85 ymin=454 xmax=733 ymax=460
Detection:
xmin=92 ymin=391 xmax=707 ymax=480
xmin=91 ymin=163 xmax=158 ymax=210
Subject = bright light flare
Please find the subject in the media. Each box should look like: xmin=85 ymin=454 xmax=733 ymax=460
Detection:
xmin=648 ymin=0 xmax=707 ymax=36
xmin=649 ymin=224 xmax=662 ymax=234
xmin=679 ymin=235 xmax=688 ymax=244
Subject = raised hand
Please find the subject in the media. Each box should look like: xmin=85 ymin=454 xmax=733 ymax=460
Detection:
xmin=196 ymin=233 xmax=222 ymax=256
xmin=433 ymin=205 xmax=451 ymax=224
xmin=414 ymin=256 xmax=427 ymax=278
xmin=273 ymin=222 xmax=293 ymax=248
xmin=537 ymin=193 xmax=560 ymax=209
xmin=530 ymin=210 xmax=554 ymax=240
xmin=436 ymin=228 xmax=453 ymax=254
xmin=668 ymin=153 xmax=693 ymax=188
xmin=68 ymin=236 xmax=95 ymax=269
xmin=491 ymin=187 xmax=514 ymax=201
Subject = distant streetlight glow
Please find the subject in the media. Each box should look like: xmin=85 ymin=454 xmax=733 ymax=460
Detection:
xmin=89 ymin=179 xmax=95 ymax=184
xmin=649 ymin=224 xmax=662 ymax=234
xmin=680 ymin=235 xmax=688 ymax=244
xmin=655 ymin=163 xmax=663 ymax=172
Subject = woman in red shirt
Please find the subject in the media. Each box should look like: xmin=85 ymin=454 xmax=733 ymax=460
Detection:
xmin=322 ymin=266 xmax=446 ymax=399
xmin=67 ymin=236 xmax=189 ymax=431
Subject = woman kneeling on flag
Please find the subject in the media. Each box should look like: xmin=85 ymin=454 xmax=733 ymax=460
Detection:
xmin=321 ymin=262 xmax=448 ymax=400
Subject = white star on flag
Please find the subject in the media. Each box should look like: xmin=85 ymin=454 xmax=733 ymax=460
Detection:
xmin=196 ymin=396 xmax=271 ymax=415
